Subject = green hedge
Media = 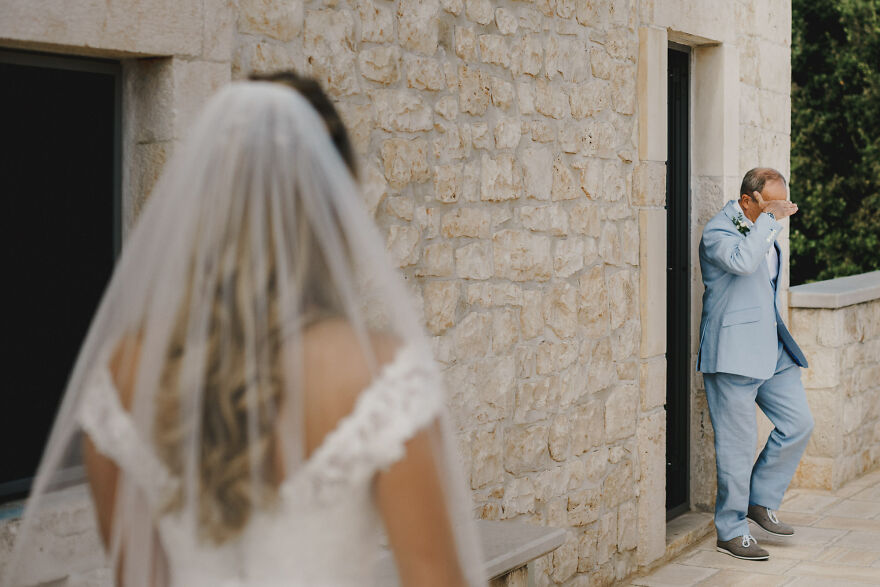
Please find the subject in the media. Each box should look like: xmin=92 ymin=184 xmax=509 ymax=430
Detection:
xmin=790 ymin=0 xmax=880 ymax=284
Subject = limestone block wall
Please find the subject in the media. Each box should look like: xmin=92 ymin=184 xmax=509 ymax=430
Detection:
xmin=790 ymin=283 xmax=880 ymax=490
xmin=1 ymin=0 xmax=797 ymax=585
xmin=231 ymin=1 xmax=650 ymax=584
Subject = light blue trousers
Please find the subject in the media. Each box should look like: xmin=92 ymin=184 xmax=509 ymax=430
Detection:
xmin=703 ymin=342 xmax=814 ymax=541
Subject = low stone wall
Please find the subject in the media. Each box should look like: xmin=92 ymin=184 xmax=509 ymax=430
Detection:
xmin=789 ymin=271 xmax=880 ymax=490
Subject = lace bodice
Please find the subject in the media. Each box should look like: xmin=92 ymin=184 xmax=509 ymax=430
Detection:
xmin=78 ymin=344 xmax=443 ymax=586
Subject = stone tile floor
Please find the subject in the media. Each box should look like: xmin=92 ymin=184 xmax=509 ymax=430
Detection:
xmin=631 ymin=468 xmax=880 ymax=586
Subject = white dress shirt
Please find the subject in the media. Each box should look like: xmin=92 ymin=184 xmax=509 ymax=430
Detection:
xmin=741 ymin=209 xmax=780 ymax=283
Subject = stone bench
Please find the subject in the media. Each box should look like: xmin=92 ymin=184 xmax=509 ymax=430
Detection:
xmin=376 ymin=520 xmax=567 ymax=586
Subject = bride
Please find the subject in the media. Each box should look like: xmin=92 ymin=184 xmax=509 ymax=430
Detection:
xmin=5 ymin=81 xmax=485 ymax=586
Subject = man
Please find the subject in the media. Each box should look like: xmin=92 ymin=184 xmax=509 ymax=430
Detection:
xmin=698 ymin=168 xmax=814 ymax=561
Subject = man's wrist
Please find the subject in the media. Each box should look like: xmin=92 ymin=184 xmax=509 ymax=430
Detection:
xmin=764 ymin=211 xmax=776 ymax=221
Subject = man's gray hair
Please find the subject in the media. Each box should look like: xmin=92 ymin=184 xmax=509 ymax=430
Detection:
xmin=740 ymin=168 xmax=786 ymax=199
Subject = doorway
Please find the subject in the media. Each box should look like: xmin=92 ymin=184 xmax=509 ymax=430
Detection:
xmin=666 ymin=44 xmax=691 ymax=518
xmin=0 ymin=50 xmax=121 ymax=500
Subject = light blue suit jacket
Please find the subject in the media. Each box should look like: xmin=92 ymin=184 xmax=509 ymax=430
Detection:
xmin=697 ymin=200 xmax=808 ymax=380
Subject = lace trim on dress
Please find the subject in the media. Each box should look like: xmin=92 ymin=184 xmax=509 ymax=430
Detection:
xmin=288 ymin=344 xmax=444 ymax=504
xmin=78 ymin=367 xmax=179 ymax=510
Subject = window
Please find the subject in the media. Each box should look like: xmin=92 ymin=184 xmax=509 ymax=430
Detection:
xmin=0 ymin=50 xmax=120 ymax=501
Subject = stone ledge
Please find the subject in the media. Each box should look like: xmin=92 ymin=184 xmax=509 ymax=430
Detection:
xmin=376 ymin=520 xmax=566 ymax=584
xmin=664 ymin=511 xmax=714 ymax=559
xmin=790 ymin=271 xmax=880 ymax=309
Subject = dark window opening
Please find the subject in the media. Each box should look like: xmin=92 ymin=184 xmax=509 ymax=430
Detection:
xmin=666 ymin=45 xmax=691 ymax=519
xmin=0 ymin=50 xmax=120 ymax=501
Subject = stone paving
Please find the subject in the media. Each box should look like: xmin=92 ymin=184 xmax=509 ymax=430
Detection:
xmin=631 ymin=468 xmax=880 ymax=586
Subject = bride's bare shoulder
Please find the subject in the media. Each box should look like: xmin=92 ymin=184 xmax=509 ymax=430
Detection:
xmin=299 ymin=319 xmax=401 ymax=432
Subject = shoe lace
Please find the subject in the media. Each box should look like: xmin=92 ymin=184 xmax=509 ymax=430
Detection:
xmin=767 ymin=508 xmax=779 ymax=524
xmin=742 ymin=534 xmax=758 ymax=548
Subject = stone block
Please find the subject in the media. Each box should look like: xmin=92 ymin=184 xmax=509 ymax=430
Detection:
xmin=471 ymin=425 xmax=504 ymax=488
xmin=505 ymin=423 xmax=550 ymax=474
xmin=459 ymin=65 xmax=491 ymax=115
xmin=1 ymin=0 xmax=203 ymax=57
xmin=433 ymin=164 xmax=462 ymax=203
xmin=520 ymin=289 xmax=545 ymax=339
xmin=637 ymin=411 xmax=666 ymax=564
xmin=550 ymin=534 xmax=579 ymax=583
xmin=455 ymin=26 xmax=479 ymax=61
xmin=238 ymin=0 xmax=303 ymax=41
xmin=494 ymin=118 xmax=522 ymax=150
xmin=493 ymin=230 xmax=553 ymax=282
xmin=554 ymin=238 xmax=586 ymax=278
xmin=492 ymin=308 xmax=520 ymax=355
xmin=521 ymin=146 xmax=554 ymax=201
xmin=433 ymin=122 xmax=472 ymax=161
xmin=495 ymin=8 xmax=518 ymax=34
xmin=597 ymin=511 xmax=618 ymax=564
xmin=358 ymin=0 xmax=395 ymax=43
xmin=423 ymin=281 xmax=459 ymax=334
xmin=569 ymin=203 xmax=602 ymax=237
xmin=519 ymin=205 xmax=569 ymax=236
xmin=545 ymin=37 xmax=590 ymax=83
xmin=608 ymin=269 xmax=637 ymax=330
xmin=568 ymin=81 xmax=610 ymax=119
xmin=535 ymin=79 xmax=570 ymax=119
xmin=490 ymin=77 xmax=515 ymax=110
xmin=542 ymin=281 xmax=578 ymax=339
xmin=398 ymin=0 xmax=439 ymax=54
xmin=632 ymin=162 xmax=666 ymax=207
xmin=568 ymin=487 xmax=602 ymax=526
xmin=802 ymin=346 xmax=842 ymax=389
xmin=639 ymin=209 xmax=667 ymax=358
xmin=454 ymin=311 xmax=491 ymax=360
xmin=456 ymin=241 xmax=493 ymax=280
xmin=336 ymin=102 xmax=374 ymax=156
xmin=578 ymin=265 xmax=610 ymax=338
xmin=605 ymin=384 xmax=638 ymax=442
xmin=510 ymin=34 xmax=544 ymax=77
xmin=359 ymin=46 xmax=401 ymax=84
xmin=572 ymin=401 xmax=605 ymax=455
xmin=372 ymin=90 xmax=432 ymax=132
xmin=304 ymin=9 xmax=358 ymax=96
xmin=578 ymin=523 xmax=599 ymax=572
xmin=479 ymin=34 xmax=511 ymax=69
xmin=552 ymin=159 xmax=579 ymax=202
xmin=481 ymin=154 xmax=522 ymax=201
xmin=637 ymin=26 xmax=668 ymax=162
xmin=536 ymin=340 xmax=579 ymax=374
xmin=381 ymin=138 xmax=430 ymax=189
xmin=639 ymin=358 xmax=666 ymax=411
xmin=549 ymin=414 xmax=573 ymax=462
xmin=441 ymin=208 xmax=491 ymax=238
xmin=440 ymin=0 xmax=463 ymax=15
xmin=420 ymin=242 xmax=454 ymax=277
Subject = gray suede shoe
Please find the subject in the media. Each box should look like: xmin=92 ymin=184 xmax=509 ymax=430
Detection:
xmin=748 ymin=504 xmax=795 ymax=536
xmin=716 ymin=534 xmax=769 ymax=561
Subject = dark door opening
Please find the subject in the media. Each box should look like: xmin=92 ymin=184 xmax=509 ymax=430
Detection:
xmin=666 ymin=45 xmax=691 ymax=519
xmin=0 ymin=50 xmax=120 ymax=501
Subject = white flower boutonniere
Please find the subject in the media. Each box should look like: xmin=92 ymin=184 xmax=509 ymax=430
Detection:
xmin=732 ymin=212 xmax=750 ymax=235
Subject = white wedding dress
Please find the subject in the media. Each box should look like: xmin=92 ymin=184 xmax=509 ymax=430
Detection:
xmin=78 ymin=345 xmax=443 ymax=586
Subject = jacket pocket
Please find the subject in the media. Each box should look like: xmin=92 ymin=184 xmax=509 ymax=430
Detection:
xmin=721 ymin=306 xmax=761 ymax=327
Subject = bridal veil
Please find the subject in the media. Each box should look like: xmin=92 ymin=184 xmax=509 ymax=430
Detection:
xmin=4 ymin=82 xmax=484 ymax=586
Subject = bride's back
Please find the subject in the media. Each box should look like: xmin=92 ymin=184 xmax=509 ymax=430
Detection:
xmin=8 ymin=82 xmax=483 ymax=587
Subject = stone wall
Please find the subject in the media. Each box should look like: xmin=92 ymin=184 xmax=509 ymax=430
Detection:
xmin=789 ymin=278 xmax=880 ymax=490
xmin=231 ymin=1 xmax=647 ymax=584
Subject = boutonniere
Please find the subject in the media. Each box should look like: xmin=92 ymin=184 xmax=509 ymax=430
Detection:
xmin=732 ymin=212 xmax=750 ymax=235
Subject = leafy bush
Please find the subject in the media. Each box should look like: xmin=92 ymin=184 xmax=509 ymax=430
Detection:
xmin=790 ymin=0 xmax=880 ymax=284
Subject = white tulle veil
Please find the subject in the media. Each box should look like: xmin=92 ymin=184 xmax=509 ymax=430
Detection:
xmin=4 ymin=81 xmax=483 ymax=586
